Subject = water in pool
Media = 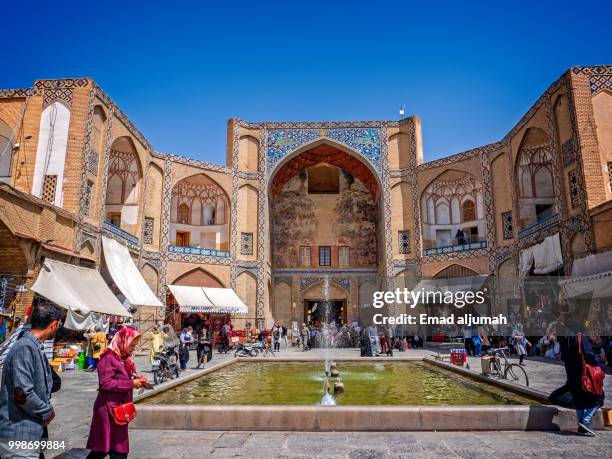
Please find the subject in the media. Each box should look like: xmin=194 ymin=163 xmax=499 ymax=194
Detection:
xmin=141 ymin=361 xmax=538 ymax=406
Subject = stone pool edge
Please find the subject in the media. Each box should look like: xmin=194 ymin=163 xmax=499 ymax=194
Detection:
xmin=132 ymin=356 xmax=605 ymax=431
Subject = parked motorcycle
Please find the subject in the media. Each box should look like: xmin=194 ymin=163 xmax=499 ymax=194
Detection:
xmin=152 ymin=325 xmax=181 ymax=384
xmin=234 ymin=342 xmax=259 ymax=357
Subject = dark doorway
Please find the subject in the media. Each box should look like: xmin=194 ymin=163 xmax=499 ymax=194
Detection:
xmin=305 ymin=300 xmax=345 ymax=326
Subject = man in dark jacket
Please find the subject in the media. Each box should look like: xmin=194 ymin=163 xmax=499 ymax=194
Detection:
xmin=0 ymin=303 xmax=63 ymax=458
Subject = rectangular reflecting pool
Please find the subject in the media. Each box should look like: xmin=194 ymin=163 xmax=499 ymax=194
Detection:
xmin=140 ymin=361 xmax=539 ymax=406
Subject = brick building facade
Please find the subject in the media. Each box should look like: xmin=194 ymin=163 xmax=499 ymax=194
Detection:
xmin=0 ymin=66 xmax=611 ymax=331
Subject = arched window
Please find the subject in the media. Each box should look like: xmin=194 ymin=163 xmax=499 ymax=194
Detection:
xmin=177 ymin=203 xmax=190 ymax=224
xmin=516 ymin=127 xmax=556 ymax=228
xmin=435 ymin=201 xmax=450 ymax=225
xmin=534 ymin=167 xmax=554 ymax=198
xmin=462 ymin=200 xmax=476 ymax=222
xmin=32 ymin=102 xmax=71 ymax=206
xmin=203 ymin=205 xmax=215 ymax=225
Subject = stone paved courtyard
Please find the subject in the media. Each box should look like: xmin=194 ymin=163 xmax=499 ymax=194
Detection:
xmin=48 ymin=347 xmax=611 ymax=458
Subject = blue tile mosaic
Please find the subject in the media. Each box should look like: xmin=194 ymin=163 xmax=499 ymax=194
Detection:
xmin=267 ymin=127 xmax=382 ymax=175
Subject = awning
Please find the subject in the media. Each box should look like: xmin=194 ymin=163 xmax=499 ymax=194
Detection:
xmin=559 ymin=270 xmax=612 ymax=299
xmin=519 ymin=233 xmax=563 ymax=277
xmin=63 ymin=309 xmax=110 ymax=332
xmin=31 ymin=259 xmax=131 ymax=317
xmin=168 ymin=285 xmax=248 ymax=314
xmin=102 ymin=236 xmax=162 ymax=307
xmin=571 ymin=250 xmax=612 ymax=278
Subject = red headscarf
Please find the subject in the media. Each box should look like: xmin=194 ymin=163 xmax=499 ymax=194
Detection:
xmin=107 ymin=326 xmax=141 ymax=377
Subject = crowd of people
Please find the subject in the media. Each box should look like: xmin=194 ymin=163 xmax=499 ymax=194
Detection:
xmin=0 ymin=303 xmax=607 ymax=458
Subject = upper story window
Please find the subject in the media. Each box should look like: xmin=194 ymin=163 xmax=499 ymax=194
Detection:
xmin=300 ymin=246 xmax=312 ymax=267
xmin=319 ymin=246 xmax=331 ymax=266
xmin=516 ymin=127 xmax=556 ymax=229
xmin=338 ymin=246 xmax=350 ymax=267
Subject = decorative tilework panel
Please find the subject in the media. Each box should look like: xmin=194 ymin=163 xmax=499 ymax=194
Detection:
xmin=143 ymin=217 xmax=154 ymax=244
xmin=82 ymin=180 xmax=93 ymax=217
xmin=587 ymin=74 xmax=612 ymax=95
xmin=562 ymin=139 xmax=576 ymax=167
xmin=502 ymin=211 xmax=513 ymax=240
xmin=41 ymin=175 xmax=57 ymax=203
xmin=608 ymin=162 xmax=612 ymax=193
xmin=43 ymin=88 xmax=73 ymax=109
xmin=240 ymin=232 xmax=253 ymax=256
xmin=398 ymin=230 xmax=410 ymax=254
xmin=568 ymin=170 xmax=580 ymax=208
xmin=267 ymin=127 xmax=382 ymax=174
xmin=299 ymin=277 xmax=350 ymax=292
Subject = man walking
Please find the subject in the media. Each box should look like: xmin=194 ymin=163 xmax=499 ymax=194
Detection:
xmin=301 ymin=323 xmax=310 ymax=351
xmin=0 ymin=303 xmax=63 ymax=458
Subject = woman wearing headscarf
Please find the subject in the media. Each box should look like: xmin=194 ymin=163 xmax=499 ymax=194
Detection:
xmin=87 ymin=327 xmax=148 ymax=458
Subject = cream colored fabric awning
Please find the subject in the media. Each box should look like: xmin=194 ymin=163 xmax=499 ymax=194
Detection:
xmin=31 ymin=259 xmax=131 ymax=317
xmin=102 ymin=236 xmax=162 ymax=307
xmin=168 ymin=285 xmax=248 ymax=314
xmin=559 ymin=270 xmax=612 ymax=299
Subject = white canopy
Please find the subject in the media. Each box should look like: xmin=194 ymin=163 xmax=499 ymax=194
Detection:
xmin=519 ymin=233 xmax=563 ymax=277
xmin=102 ymin=236 xmax=162 ymax=307
xmin=31 ymin=259 xmax=131 ymax=317
xmin=559 ymin=270 xmax=612 ymax=299
xmin=168 ymin=285 xmax=248 ymax=314
xmin=63 ymin=309 xmax=110 ymax=332
xmin=571 ymin=250 xmax=612 ymax=278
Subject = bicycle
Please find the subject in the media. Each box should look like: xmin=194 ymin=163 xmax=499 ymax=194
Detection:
xmin=485 ymin=347 xmax=529 ymax=386
xmin=260 ymin=342 xmax=275 ymax=358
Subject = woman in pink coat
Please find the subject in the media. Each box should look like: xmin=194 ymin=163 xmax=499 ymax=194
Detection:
xmin=86 ymin=327 xmax=146 ymax=459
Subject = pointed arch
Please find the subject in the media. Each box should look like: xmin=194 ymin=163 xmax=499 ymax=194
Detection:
xmin=0 ymin=119 xmax=14 ymax=183
xmin=172 ymin=267 xmax=224 ymax=288
xmin=32 ymin=101 xmax=71 ymax=206
xmin=433 ymin=264 xmax=479 ymax=279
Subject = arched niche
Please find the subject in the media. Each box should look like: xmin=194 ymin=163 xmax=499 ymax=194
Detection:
xmin=104 ymin=136 xmax=143 ymax=233
xmin=235 ymin=272 xmax=257 ymax=326
xmin=420 ymin=170 xmax=484 ymax=250
xmin=387 ymin=132 xmax=410 ymax=170
xmin=170 ymin=173 xmax=230 ymax=251
xmin=0 ymin=119 xmax=14 ymax=183
xmin=238 ymin=135 xmax=259 ymax=173
xmin=32 ymin=102 xmax=71 ymax=207
xmin=515 ymin=127 xmax=556 ymax=229
xmin=172 ymin=267 xmax=224 ymax=288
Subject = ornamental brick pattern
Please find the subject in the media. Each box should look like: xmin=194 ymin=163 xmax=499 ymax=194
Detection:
xmin=0 ymin=67 xmax=610 ymax=328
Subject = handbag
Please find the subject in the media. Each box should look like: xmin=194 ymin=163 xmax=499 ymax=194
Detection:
xmin=108 ymin=402 xmax=137 ymax=425
xmin=578 ymin=335 xmax=605 ymax=396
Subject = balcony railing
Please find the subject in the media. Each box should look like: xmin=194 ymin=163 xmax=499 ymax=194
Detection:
xmin=518 ymin=213 xmax=559 ymax=239
xmin=168 ymin=245 xmax=230 ymax=258
xmin=423 ymin=240 xmax=487 ymax=257
xmin=101 ymin=221 xmax=140 ymax=248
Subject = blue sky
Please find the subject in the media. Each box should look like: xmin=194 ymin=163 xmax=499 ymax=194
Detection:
xmin=3 ymin=1 xmax=611 ymax=164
